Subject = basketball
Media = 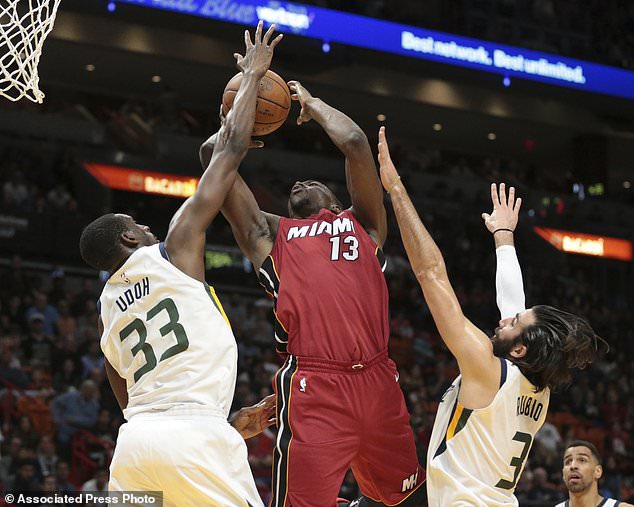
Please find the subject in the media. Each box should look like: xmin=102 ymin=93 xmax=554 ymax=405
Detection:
xmin=222 ymin=70 xmax=291 ymax=136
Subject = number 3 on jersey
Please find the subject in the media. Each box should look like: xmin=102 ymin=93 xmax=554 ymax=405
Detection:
xmin=119 ymin=298 xmax=189 ymax=382
xmin=496 ymin=431 xmax=533 ymax=490
xmin=330 ymin=235 xmax=359 ymax=261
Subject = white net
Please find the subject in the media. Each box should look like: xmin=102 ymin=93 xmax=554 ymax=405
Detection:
xmin=0 ymin=0 xmax=61 ymax=103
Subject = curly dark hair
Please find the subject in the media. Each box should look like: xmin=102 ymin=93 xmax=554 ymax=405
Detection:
xmin=513 ymin=305 xmax=607 ymax=392
xmin=79 ymin=214 xmax=129 ymax=272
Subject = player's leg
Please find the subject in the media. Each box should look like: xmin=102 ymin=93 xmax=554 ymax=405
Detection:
xmin=109 ymin=422 xmax=161 ymax=499
xmin=351 ymin=360 xmax=426 ymax=506
xmin=112 ymin=416 xmax=263 ymax=507
xmin=270 ymin=357 xmax=359 ymax=507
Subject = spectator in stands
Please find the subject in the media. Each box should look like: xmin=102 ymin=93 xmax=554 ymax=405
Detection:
xmin=41 ymin=474 xmax=57 ymax=493
xmin=527 ymin=466 xmax=563 ymax=503
xmin=1 ymin=295 xmax=25 ymax=331
xmin=35 ymin=435 xmax=58 ymax=479
xmin=81 ymin=467 xmax=108 ymax=494
xmin=535 ymin=420 xmax=563 ymax=455
xmin=14 ymin=416 xmax=39 ymax=450
xmin=52 ymin=358 xmax=81 ymax=393
xmin=50 ymin=380 xmax=99 ymax=446
xmin=55 ymin=300 xmax=76 ymax=338
xmin=2 ymin=171 xmax=30 ymax=211
xmin=0 ymin=346 xmax=29 ymax=388
xmin=81 ymin=342 xmax=104 ymax=380
xmin=25 ymin=292 xmax=58 ymax=336
xmin=55 ymin=461 xmax=75 ymax=494
xmin=92 ymin=409 xmax=115 ymax=444
xmin=47 ymin=183 xmax=71 ymax=210
xmin=6 ymin=458 xmax=39 ymax=494
xmin=20 ymin=313 xmax=53 ymax=367
xmin=0 ymin=436 xmax=22 ymax=486
xmin=514 ymin=469 xmax=534 ymax=505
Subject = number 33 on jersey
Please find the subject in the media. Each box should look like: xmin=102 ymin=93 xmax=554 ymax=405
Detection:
xmin=98 ymin=243 xmax=238 ymax=420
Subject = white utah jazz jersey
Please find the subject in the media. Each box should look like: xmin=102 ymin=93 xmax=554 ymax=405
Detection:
xmin=99 ymin=243 xmax=237 ymax=420
xmin=556 ymin=499 xmax=620 ymax=507
xmin=427 ymin=359 xmax=550 ymax=507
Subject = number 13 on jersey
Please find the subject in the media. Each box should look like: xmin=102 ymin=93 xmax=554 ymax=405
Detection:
xmin=330 ymin=235 xmax=359 ymax=261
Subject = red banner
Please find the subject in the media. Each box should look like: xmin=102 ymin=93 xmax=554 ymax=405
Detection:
xmin=534 ymin=227 xmax=632 ymax=261
xmin=83 ymin=163 xmax=199 ymax=198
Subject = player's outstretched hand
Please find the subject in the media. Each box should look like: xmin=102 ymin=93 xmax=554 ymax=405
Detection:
xmin=377 ymin=126 xmax=402 ymax=194
xmin=234 ymin=20 xmax=283 ymax=78
xmin=229 ymin=394 xmax=276 ymax=440
xmin=481 ymin=182 xmax=522 ymax=234
xmin=287 ymin=80 xmax=315 ymax=125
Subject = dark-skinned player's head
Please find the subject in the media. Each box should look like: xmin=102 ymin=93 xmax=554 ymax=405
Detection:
xmin=79 ymin=213 xmax=158 ymax=272
xmin=491 ymin=305 xmax=605 ymax=392
xmin=288 ymin=180 xmax=343 ymax=218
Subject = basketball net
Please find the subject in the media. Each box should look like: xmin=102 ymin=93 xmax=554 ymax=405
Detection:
xmin=0 ymin=0 xmax=62 ymax=103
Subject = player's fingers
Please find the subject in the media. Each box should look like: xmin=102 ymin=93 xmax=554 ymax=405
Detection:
xmin=263 ymin=23 xmax=277 ymax=45
xmin=499 ymin=183 xmax=507 ymax=207
xmin=482 ymin=212 xmax=490 ymax=222
xmin=508 ymin=186 xmax=515 ymax=207
xmin=378 ymin=126 xmax=390 ymax=157
xmin=490 ymin=182 xmax=499 ymax=208
xmin=244 ymin=30 xmax=253 ymax=49
xmin=514 ymin=197 xmax=522 ymax=214
xmin=270 ymin=33 xmax=284 ymax=48
xmin=255 ymin=20 xmax=263 ymax=44
xmin=287 ymin=80 xmax=300 ymax=92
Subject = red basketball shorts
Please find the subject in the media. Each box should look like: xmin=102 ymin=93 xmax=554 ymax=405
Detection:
xmin=269 ymin=351 xmax=425 ymax=507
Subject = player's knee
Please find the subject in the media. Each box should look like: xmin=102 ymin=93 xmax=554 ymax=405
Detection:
xmin=338 ymin=498 xmax=383 ymax=507
xmin=395 ymin=484 xmax=427 ymax=507
xmin=341 ymin=487 xmax=427 ymax=507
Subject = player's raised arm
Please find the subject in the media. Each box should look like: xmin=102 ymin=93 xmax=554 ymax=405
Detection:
xmin=201 ymin=128 xmax=279 ymax=271
xmin=200 ymin=109 xmax=279 ymax=273
xmin=377 ymin=127 xmax=499 ymax=387
xmin=482 ymin=182 xmax=527 ymax=319
xmin=165 ymin=21 xmax=282 ymax=281
xmin=288 ymin=81 xmax=387 ymax=246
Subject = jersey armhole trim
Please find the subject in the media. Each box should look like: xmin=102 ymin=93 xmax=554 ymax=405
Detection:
xmin=159 ymin=242 xmax=170 ymax=262
xmin=499 ymin=357 xmax=508 ymax=388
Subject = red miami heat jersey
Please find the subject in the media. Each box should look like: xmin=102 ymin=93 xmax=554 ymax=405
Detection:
xmin=258 ymin=208 xmax=389 ymax=361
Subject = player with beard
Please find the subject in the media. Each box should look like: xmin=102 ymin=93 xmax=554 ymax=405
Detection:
xmin=376 ymin=126 xmax=606 ymax=507
xmin=557 ymin=440 xmax=633 ymax=507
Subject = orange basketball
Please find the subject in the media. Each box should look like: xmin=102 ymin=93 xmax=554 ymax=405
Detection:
xmin=222 ymin=70 xmax=291 ymax=136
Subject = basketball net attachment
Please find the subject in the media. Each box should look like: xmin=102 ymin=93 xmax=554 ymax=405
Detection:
xmin=0 ymin=0 xmax=62 ymax=103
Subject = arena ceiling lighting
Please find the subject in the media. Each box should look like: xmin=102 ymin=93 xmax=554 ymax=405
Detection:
xmin=111 ymin=0 xmax=634 ymax=101
xmin=534 ymin=227 xmax=633 ymax=261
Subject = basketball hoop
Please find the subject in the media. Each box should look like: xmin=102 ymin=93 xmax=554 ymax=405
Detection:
xmin=0 ymin=0 xmax=62 ymax=103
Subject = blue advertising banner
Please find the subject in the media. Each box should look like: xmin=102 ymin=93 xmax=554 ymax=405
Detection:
xmin=112 ymin=0 xmax=634 ymax=101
